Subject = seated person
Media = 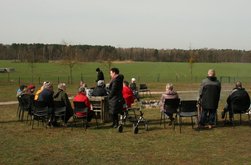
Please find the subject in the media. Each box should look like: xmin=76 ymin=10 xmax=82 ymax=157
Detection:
xmin=18 ymin=86 xmax=33 ymax=115
xmin=53 ymin=83 xmax=73 ymax=124
xmin=38 ymin=82 xmax=55 ymax=126
xmin=159 ymin=83 xmax=179 ymax=124
xmin=34 ymin=81 xmax=48 ymax=100
xmin=91 ymin=80 xmax=108 ymax=96
xmin=122 ymin=80 xmax=134 ymax=108
xmin=73 ymin=86 xmax=94 ymax=122
xmin=129 ymin=78 xmax=140 ymax=101
xmin=222 ymin=81 xmax=250 ymax=123
xmin=16 ymin=84 xmax=27 ymax=97
xmin=27 ymin=84 xmax=36 ymax=100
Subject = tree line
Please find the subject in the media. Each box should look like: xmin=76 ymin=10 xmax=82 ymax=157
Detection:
xmin=0 ymin=43 xmax=251 ymax=63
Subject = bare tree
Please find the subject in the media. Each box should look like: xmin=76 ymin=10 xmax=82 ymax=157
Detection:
xmin=61 ymin=42 xmax=77 ymax=84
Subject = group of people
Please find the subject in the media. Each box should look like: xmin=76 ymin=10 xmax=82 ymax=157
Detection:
xmin=160 ymin=69 xmax=251 ymax=129
xmin=16 ymin=67 xmax=140 ymax=128
xmin=18 ymin=67 xmax=249 ymax=129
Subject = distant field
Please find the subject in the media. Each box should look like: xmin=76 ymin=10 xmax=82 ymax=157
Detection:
xmin=1 ymin=60 xmax=251 ymax=101
xmin=1 ymin=60 xmax=251 ymax=84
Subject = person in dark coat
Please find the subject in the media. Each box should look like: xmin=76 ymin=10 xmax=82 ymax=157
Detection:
xmin=92 ymin=80 xmax=108 ymax=96
xmin=222 ymin=81 xmax=250 ymax=123
xmin=199 ymin=69 xmax=221 ymax=129
xmin=108 ymin=67 xmax=124 ymax=128
xmin=38 ymin=82 xmax=55 ymax=126
xmin=96 ymin=68 xmax=104 ymax=83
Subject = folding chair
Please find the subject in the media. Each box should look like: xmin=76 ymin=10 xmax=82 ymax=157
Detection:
xmin=72 ymin=101 xmax=98 ymax=130
xmin=178 ymin=100 xmax=198 ymax=133
xmin=31 ymin=101 xmax=49 ymax=129
xmin=225 ymin=96 xmax=250 ymax=126
xmin=54 ymin=101 xmax=66 ymax=126
xmin=160 ymin=98 xmax=180 ymax=129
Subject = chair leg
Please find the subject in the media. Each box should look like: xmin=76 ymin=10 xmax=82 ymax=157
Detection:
xmin=239 ymin=114 xmax=242 ymax=125
xmin=179 ymin=116 xmax=182 ymax=133
xmin=191 ymin=116 xmax=194 ymax=128
xmin=160 ymin=112 xmax=163 ymax=126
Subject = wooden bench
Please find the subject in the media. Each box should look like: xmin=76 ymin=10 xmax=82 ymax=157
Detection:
xmin=89 ymin=96 xmax=111 ymax=123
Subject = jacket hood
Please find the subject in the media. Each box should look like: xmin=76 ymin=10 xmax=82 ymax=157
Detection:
xmin=207 ymin=76 xmax=217 ymax=81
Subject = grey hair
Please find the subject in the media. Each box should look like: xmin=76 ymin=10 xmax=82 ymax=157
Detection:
xmin=58 ymin=83 xmax=66 ymax=90
xmin=166 ymin=83 xmax=173 ymax=90
xmin=78 ymin=86 xmax=86 ymax=93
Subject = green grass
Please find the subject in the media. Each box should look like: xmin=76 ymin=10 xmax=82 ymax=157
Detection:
xmin=1 ymin=60 xmax=251 ymax=102
xmin=0 ymin=104 xmax=251 ymax=165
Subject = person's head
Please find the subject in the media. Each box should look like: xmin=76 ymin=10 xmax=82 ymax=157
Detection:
xmin=235 ymin=81 xmax=242 ymax=89
xmin=27 ymin=84 xmax=36 ymax=93
xmin=123 ymin=81 xmax=129 ymax=87
xmin=110 ymin=68 xmax=119 ymax=79
xmin=44 ymin=82 xmax=53 ymax=91
xmin=131 ymin=78 xmax=136 ymax=83
xmin=207 ymin=69 xmax=216 ymax=77
xmin=96 ymin=68 xmax=100 ymax=72
xmin=19 ymin=84 xmax=27 ymax=91
xmin=97 ymin=80 xmax=104 ymax=87
xmin=166 ymin=83 xmax=174 ymax=91
xmin=58 ymin=83 xmax=66 ymax=91
xmin=78 ymin=86 xmax=86 ymax=94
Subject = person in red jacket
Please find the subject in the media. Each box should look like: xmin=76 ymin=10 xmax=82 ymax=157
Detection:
xmin=122 ymin=80 xmax=134 ymax=108
xmin=73 ymin=86 xmax=94 ymax=122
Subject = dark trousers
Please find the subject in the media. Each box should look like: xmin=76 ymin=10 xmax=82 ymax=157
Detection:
xmin=199 ymin=108 xmax=216 ymax=125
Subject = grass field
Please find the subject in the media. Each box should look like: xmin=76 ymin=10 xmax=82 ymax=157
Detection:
xmin=1 ymin=61 xmax=251 ymax=164
xmin=0 ymin=104 xmax=251 ymax=165
xmin=1 ymin=60 xmax=251 ymax=102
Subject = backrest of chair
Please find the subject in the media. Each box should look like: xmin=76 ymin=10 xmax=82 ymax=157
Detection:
xmin=164 ymin=98 xmax=180 ymax=110
xmin=139 ymin=84 xmax=148 ymax=90
xmin=73 ymin=101 xmax=87 ymax=113
xmin=54 ymin=101 xmax=66 ymax=115
xmin=33 ymin=100 xmax=48 ymax=114
xmin=179 ymin=100 xmax=197 ymax=113
xmin=231 ymin=97 xmax=250 ymax=113
xmin=54 ymin=101 xmax=65 ymax=108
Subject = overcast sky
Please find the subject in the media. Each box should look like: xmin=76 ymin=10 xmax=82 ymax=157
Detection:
xmin=1 ymin=0 xmax=251 ymax=50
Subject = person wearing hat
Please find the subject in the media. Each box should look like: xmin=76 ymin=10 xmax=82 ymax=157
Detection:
xmin=53 ymin=83 xmax=73 ymax=124
xmin=91 ymin=80 xmax=108 ymax=97
xmin=96 ymin=68 xmax=104 ymax=82
xmin=73 ymin=86 xmax=94 ymax=122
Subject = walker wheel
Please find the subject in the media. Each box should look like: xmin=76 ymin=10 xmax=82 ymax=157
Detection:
xmin=133 ymin=124 xmax=139 ymax=134
xmin=118 ymin=125 xmax=123 ymax=133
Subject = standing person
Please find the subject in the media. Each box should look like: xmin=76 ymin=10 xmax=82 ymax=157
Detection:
xmin=108 ymin=68 xmax=124 ymax=128
xmin=53 ymin=83 xmax=73 ymax=125
xmin=159 ymin=83 xmax=179 ymax=124
xmin=221 ymin=81 xmax=250 ymax=124
xmin=199 ymin=69 xmax=221 ymax=129
xmin=96 ymin=68 xmax=104 ymax=83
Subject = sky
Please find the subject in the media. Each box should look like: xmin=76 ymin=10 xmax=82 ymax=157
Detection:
xmin=1 ymin=0 xmax=251 ymax=50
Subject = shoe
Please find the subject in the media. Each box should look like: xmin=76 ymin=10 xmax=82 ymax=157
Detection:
xmin=221 ymin=111 xmax=225 ymax=119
